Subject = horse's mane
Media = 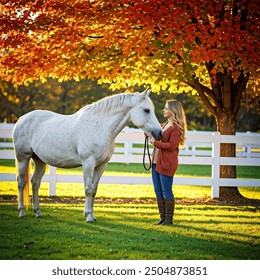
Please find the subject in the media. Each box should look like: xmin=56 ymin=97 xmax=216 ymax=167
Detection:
xmin=80 ymin=93 xmax=137 ymax=115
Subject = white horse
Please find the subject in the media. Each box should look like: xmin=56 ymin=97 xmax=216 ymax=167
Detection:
xmin=13 ymin=89 xmax=162 ymax=222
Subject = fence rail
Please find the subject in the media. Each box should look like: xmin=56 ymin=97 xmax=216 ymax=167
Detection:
xmin=0 ymin=123 xmax=260 ymax=198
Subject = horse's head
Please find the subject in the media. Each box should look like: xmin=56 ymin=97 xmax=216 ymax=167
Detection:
xmin=129 ymin=89 xmax=162 ymax=140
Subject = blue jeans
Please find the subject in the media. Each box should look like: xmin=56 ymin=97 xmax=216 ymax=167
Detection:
xmin=152 ymin=164 xmax=174 ymax=200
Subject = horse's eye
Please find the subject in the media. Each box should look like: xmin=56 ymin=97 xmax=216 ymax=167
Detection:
xmin=144 ymin=108 xmax=150 ymax=113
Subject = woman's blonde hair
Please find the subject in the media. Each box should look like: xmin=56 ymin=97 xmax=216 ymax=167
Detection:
xmin=166 ymin=99 xmax=187 ymax=146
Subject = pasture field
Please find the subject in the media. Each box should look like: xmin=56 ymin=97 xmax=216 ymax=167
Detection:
xmin=0 ymin=202 xmax=259 ymax=260
xmin=0 ymin=159 xmax=260 ymax=260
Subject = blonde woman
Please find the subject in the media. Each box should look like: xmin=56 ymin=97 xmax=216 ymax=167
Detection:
xmin=150 ymin=100 xmax=187 ymax=225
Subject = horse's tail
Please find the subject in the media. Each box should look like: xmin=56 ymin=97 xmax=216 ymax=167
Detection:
xmin=16 ymin=159 xmax=30 ymax=208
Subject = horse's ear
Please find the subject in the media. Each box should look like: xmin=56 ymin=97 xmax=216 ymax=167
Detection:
xmin=142 ymin=88 xmax=151 ymax=97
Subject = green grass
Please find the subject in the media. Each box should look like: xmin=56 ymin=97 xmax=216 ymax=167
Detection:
xmin=1 ymin=159 xmax=260 ymax=260
xmin=0 ymin=202 xmax=259 ymax=260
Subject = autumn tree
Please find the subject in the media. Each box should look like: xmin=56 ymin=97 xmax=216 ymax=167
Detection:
xmin=0 ymin=0 xmax=259 ymax=201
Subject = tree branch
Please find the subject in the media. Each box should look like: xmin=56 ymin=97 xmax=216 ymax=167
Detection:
xmin=86 ymin=35 xmax=104 ymax=39
xmin=205 ymin=62 xmax=223 ymax=109
xmin=185 ymin=78 xmax=217 ymax=116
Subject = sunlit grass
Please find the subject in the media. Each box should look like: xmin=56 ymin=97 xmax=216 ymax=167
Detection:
xmin=0 ymin=202 xmax=259 ymax=260
xmin=0 ymin=181 xmax=212 ymax=199
xmin=1 ymin=160 xmax=260 ymax=260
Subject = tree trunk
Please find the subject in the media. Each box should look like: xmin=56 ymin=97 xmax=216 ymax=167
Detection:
xmin=215 ymin=112 xmax=244 ymax=201
xmin=190 ymin=67 xmax=250 ymax=202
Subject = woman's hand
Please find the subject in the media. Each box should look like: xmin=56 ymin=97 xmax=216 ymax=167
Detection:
xmin=149 ymin=137 xmax=155 ymax=145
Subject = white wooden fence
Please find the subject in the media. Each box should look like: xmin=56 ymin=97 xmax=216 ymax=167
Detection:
xmin=0 ymin=123 xmax=259 ymax=198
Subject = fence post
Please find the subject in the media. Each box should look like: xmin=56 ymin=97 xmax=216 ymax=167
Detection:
xmin=212 ymin=132 xmax=221 ymax=198
xmin=245 ymin=131 xmax=251 ymax=158
xmin=124 ymin=141 xmax=133 ymax=164
xmin=49 ymin=166 xmax=57 ymax=196
xmin=191 ymin=130 xmax=196 ymax=157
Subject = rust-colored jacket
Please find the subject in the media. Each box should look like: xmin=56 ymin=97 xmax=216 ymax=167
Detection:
xmin=153 ymin=122 xmax=180 ymax=177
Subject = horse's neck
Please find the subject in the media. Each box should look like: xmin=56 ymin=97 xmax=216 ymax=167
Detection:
xmin=107 ymin=112 xmax=130 ymax=138
xmin=80 ymin=108 xmax=130 ymax=140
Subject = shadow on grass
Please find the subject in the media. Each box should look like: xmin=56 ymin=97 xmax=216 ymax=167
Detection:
xmin=0 ymin=203 xmax=259 ymax=260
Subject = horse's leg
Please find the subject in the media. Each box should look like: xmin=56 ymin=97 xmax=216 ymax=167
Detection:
xmin=17 ymin=159 xmax=30 ymax=217
xmin=82 ymin=160 xmax=96 ymax=222
xmin=91 ymin=163 xmax=107 ymax=220
xmin=31 ymin=156 xmax=46 ymax=217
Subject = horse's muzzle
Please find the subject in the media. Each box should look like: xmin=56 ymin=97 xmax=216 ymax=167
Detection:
xmin=152 ymin=129 xmax=162 ymax=141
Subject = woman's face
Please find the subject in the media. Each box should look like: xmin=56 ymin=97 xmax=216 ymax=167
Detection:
xmin=163 ymin=103 xmax=173 ymax=119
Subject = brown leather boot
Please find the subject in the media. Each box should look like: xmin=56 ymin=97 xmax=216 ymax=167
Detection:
xmin=156 ymin=198 xmax=165 ymax=225
xmin=162 ymin=199 xmax=175 ymax=225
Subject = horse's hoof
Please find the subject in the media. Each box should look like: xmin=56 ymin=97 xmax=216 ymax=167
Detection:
xmin=34 ymin=210 xmax=42 ymax=218
xmin=85 ymin=212 xmax=96 ymax=222
xmin=86 ymin=217 xmax=96 ymax=223
xmin=19 ymin=211 xmax=26 ymax=217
